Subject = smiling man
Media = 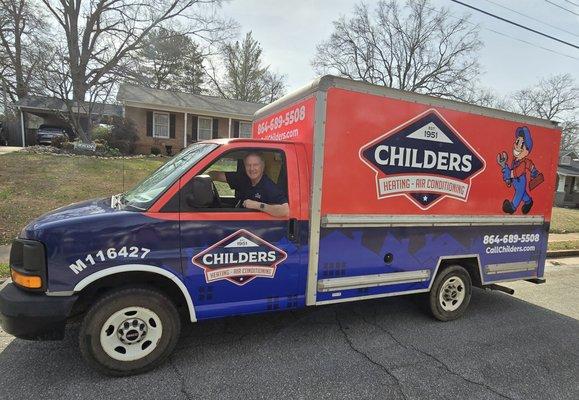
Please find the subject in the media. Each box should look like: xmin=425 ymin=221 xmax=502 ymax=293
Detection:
xmin=209 ymin=152 xmax=289 ymax=218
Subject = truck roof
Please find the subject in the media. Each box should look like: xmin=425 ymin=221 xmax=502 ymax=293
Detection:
xmin=203 ymin=138 xmax=293 ymax=146
xmin=254 ymin=75 xmax=559 ymax=130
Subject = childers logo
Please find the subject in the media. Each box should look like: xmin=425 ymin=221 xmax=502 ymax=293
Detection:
xmin=360 ymin=109 xmax=486 ymax=209
xmin=192 ymin=229 xmax=287 ymax=286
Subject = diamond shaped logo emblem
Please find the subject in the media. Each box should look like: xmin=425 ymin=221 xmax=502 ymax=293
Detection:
xmin=192 ymin=229 xmax=287 ymax=286
xmin=359 ymin=109 xmax=486 ymax=209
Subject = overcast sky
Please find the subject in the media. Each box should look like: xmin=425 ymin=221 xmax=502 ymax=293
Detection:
xmin=221 ymin=0 xmax=579 ymax=98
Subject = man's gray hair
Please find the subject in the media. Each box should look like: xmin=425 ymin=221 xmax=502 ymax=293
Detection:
xmin=244 ymin=152 xmax=265 ymax=165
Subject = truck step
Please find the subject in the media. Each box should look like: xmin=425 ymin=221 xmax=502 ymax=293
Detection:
xmin=485 ymin=284 xmax=515 ymax=295
xmin=525 ymin=278 xmax=546 ymax=285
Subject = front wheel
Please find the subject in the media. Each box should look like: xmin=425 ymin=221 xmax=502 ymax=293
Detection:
xmin=79 ymin=287 xmax=181 ymax=376
xmin=429 ymin=265 xmax=472 ymax=321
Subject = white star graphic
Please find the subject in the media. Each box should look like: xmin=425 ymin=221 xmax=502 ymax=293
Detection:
xmin=422 ymin=195 xmax=428 ymax=202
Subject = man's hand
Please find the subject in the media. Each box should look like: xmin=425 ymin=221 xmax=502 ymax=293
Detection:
xmin=242 ymin=199 xmax=261 ymax=210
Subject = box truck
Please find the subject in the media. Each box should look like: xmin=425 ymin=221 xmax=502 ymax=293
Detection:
xmin=0 ymin=76 xmax=561 ymax=375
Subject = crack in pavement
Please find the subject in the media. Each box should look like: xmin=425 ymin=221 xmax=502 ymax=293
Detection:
xmin=168 ymin=355 xmax=194 ymax=400
xmin=334 ymin=311 xmax=408 ymax=400
xmin=357 ymin=308 xmax=516 ymax=400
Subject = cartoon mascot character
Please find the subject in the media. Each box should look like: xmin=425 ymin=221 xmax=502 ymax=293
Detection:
xmin=497 ymin=126 xmax=544 ymax=214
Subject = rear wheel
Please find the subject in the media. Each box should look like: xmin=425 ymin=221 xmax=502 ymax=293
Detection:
xmin=79 ymin=287 xmax=181 ymax=376
xmin=429 ymin=265 xmax=472 ymax=321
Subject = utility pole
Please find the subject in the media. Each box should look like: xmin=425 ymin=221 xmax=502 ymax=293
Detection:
xmin=20 ymin=107 xmax=25 ymax=147
xmin=1 ymin=80 xmax=8 ymax=116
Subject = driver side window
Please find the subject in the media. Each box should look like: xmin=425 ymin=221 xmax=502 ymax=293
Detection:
xmin=178 ymin=148 xmax=288 ymax=213
xmin=204 ymin=156 xmax=237 ymax=199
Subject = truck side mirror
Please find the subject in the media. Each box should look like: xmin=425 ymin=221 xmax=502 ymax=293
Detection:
xmin=186 ymin=175 xmax=215 ymax=208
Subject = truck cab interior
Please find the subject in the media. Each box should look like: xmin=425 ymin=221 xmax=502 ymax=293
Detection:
xmin=180 ymin=149 xmax=288 ymax=212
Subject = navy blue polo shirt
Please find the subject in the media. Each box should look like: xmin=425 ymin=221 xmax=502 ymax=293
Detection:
xmin=225 ymin=172 xmax=288 ymax=205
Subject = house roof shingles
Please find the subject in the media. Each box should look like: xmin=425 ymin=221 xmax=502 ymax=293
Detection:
xmin=558 ymin=164 xmax=579 ymax=177
xmin=117 ymin=84 xmax=265 ymax=119
xmin=16 ymin=96 xmax=123 ymax=117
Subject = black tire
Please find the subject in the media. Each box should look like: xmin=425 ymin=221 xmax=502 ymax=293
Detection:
xmin=79 ymin=287 xmax=181 ymax=376
xmin=428 ymin=265 xmax=472 ymax=322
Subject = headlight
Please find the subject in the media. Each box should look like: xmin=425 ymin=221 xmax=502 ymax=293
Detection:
xmin=9 ymin=239 xmax=46 ymax=291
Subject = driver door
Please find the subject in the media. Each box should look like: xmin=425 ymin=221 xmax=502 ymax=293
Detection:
xmin=177 ymin=143 xmax=304 ymax=320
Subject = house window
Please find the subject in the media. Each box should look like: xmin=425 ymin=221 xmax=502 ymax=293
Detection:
xmin=198 ymin=117 xmax=213 ymax=140
xmin=239 ymin=121 xmax=252 ymax=138
xmin=153 ymin=112 xmax=170 ymax=138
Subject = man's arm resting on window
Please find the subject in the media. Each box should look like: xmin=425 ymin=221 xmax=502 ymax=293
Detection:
xmin=243 ymin=200 xmax=289 ymax=218
xmin=264 ymin=203 xmax=290 ymax=218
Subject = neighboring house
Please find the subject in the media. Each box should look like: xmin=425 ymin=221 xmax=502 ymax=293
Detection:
xmin=555 ymin=151 xmax=579 ymax=208
xmin=116 ymin=84 xmax=264 ymax=155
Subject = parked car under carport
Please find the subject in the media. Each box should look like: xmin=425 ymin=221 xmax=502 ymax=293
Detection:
xmin=36 ymin=125 xmax=70 ymax=145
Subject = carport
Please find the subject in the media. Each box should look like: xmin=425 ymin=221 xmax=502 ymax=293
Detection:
xmin=12 ymin=96 xmax=122 ymax=146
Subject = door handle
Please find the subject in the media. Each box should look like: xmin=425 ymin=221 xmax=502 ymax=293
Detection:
xmin=288 ymin=218 xmax=298 ymax=242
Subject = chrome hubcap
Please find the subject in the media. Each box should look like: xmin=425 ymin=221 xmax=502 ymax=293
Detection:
xmin=439 ymin=276 xmax=466 ymax=312
xmin=100 ymin=307 xmax=163 ymax=362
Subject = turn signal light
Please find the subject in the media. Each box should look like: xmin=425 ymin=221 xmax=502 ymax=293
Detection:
xmin=11 ymin=269 xmax=42 ymax=289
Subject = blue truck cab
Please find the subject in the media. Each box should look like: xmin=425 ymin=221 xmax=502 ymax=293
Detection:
xmin=0 ymin=77 xmax=561 ymax=376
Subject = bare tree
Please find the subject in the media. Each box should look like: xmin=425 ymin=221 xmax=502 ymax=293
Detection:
xmin=260 ymin=70 xmax=286 ymax=104
xmin=0 ymin=0 xmax=49 ymax=107
xmin=40 ymin=0 xmax=234 ymax=142
xmin=207 ymin=31 xmax=286 ymax=103
xmin=311 ymin=0 xmax=482 ymax=100
xmin=510 ymin=74 xmax=578 ymax=153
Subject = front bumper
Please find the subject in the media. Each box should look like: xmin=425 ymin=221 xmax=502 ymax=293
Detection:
xmin=0 ymin=280 xmax=78 ymax=340
xmin=36 ymin=137 xmax=54 ymax=145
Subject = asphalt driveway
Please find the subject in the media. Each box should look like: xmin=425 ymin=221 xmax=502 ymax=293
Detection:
xmin=0 ymin=264 xmax=578 ymax=400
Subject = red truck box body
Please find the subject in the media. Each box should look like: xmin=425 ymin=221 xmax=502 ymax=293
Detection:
xmin=254 ymin=76 xmax=561 ymax=305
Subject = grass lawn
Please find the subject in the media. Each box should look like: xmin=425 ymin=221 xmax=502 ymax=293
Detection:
xmin=0 ymin=263 xmax=8 ymax=279
xmin=550 ymin=207 xmax=579 ymax=233
xmin=548 ymin=240 xmax=579 ymax=251
xmin=0 ymin=152 xmax=164 ymax=245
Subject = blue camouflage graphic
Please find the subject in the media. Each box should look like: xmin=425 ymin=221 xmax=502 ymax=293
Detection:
xmin=317 ymin=224 xmax=547 ymax=302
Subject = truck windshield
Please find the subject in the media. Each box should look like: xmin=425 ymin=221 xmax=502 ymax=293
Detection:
xmin=122 ymin=143 xmax=218 ymax=210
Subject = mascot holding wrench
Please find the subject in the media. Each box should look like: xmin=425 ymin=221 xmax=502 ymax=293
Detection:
xmin=497 ymin=126 xmax=544 ymax=214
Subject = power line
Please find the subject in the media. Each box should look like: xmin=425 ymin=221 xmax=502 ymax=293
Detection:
xmin=562 ymin=0 xmax=579 ymax=7
xmin=450 ymin=0 xmax=579 ymax=50
xmin=483 ymin=26 xmax=579 ymax=61
xmin=482 ymin=0 xmax=579 ymax=38
xmin=545 ymin=0 xmax=579 ymax=16
xmin=425 ymin=4 xmax=579 ymax=61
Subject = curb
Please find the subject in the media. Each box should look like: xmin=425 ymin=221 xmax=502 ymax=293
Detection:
xmin=546 ymin=249 xmax=579 ymax=258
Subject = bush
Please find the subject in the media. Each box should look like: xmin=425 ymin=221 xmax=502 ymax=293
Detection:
xmin=150 ymin=146 xmax=161 ymax=156
xmin=109 ymin=118 xmax=138 ymax=155
xmin=62 ymin=142 xmax=74 ymax=151
xmin=51 ymin=135 xmax=68 ymax=149
xmin=91 ymin=125 xmax=112 ymax=143
xmin=89 ymin=119 xmax=138 ymax=155
xmin=113 ymin=140 xmax=131 ymax=155
xmin=107 ymin=147 xmax=122 ymax=157
xmin=95 ymin=143 xmax=106 ymax=154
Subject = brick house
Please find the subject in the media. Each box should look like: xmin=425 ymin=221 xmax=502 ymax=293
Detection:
xmin=555 ymin=151 xmax=579 ymax=208
xmin=116 ymin=84 xmax=264 ymax=155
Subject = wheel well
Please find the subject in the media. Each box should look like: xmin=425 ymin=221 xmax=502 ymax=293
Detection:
xmin=437 ymin=257 xmax=482 ymax=287
xmin=71 ymin=271 xmax=190 ymax=318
